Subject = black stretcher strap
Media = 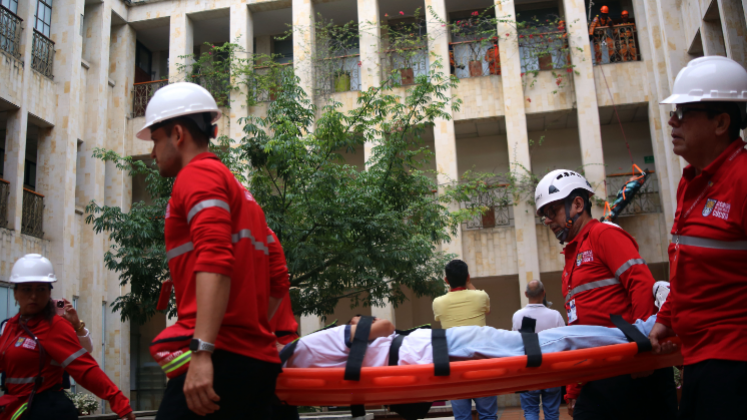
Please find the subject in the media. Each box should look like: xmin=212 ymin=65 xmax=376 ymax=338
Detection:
xmin=519 ymin=317 xmax=537 ymax=333
xmin=344 ymin=316 xmax=374 ymax=381
xmin=395 ymin=324 xmax=431 ymax=336
xmin=431 ymin=329 xmax=450 ymax=376
xmin=610 ymin=314 xmax=652 ymax=353
xmin=519 ymin=317 xmax=542 ymax=368
xmin=351 ymin=405 xmax=366 ymax=418
xmin=389 ymin=334 xmax=406 ymax=367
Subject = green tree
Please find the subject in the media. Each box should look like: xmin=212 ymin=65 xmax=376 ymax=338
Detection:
xmin=86 ymin=53 xmax=489 ymax=323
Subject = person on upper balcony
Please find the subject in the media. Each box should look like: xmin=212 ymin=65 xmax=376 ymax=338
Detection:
xmin=650 ymin=55 xmax=747 ymax=420
xmin=534 ymin=170 xmax=677 ymax=420
xmin=589 ymin=6 xmax=615 ymax=63
xmin=616 ymin=10 xmax=637 ymax=61
xmin=484 ymin=38 xmax=501 ymax=75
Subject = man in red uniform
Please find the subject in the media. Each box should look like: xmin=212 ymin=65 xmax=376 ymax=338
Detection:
xmin=137 ymin=82 xmax=289 ymax=419
xmin=651 ymin=56 xmax=747 ymax=419
xmin=534 ymin=170 xmax=676 ymax=420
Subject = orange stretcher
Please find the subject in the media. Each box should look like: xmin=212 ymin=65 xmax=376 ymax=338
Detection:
xmin=276 ymin=338 xmax=682 ymax=406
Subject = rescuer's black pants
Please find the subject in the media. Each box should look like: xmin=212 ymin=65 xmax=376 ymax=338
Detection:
xmin=573 ymin=367 xmax=677 ymax=420
xmin=677 ymin=359 xmax=747 ymax=420
xmin=157 ymin=350 xmax=281 ymax=420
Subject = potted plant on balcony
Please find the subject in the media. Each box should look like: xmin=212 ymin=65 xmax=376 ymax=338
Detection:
xmin=382 ymin=10 xmax=429 ymax=86
xmin=448 ymin=10 xmax=498 ymax=78
xmin=310 ymin=17 xmax=360 ymax=95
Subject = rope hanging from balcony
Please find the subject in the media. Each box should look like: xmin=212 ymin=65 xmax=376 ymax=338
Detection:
xmin=598 ymin=66 xmax=651 ymax=222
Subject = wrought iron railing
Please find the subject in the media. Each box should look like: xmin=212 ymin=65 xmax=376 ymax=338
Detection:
xmin=381 ymin=46 xmax=429 ymax=86
xmin=0 ymin=5 xmax=22 ymax=60
xmin=518 ymin=30 xmax=570 ymax=73
xmin=592 ymin=24 xmax=640 ymax=65
xmin=0 ymin=179 xmax=9 ymax=228
xmin=314 ymin=53 xmax=361 ymax=95
xmin=31 ymin=30 xmax=54 ymax=79
xmin=461 ymin=184 xmax=514 ymax=230
xmin=605 ymin=171 xmax=660 ymax=217
xmin=252 ymin=62 xmax=293 ymax=102
xmin=21 ymin=188 xmax=44 ymax=238
xmin=133 ymin=79 xmax=168 ymax=117
xmin=449 ymin=40 xmax=499 ymax=79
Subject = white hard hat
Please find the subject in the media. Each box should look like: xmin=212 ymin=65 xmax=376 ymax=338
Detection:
xmin=660 ymin=56 xmax=747 ymax=105
xmin=534 ymin=170 xmax=595 ymax=216
xmin=136 ymin=82 xmax=222 ymax=141
xmin=10 ymin=254 xmax=56 ymax=284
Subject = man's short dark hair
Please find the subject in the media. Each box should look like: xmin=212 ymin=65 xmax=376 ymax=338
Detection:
xmin=705 ymin=102 xmax=745 ymax=141
xmin=445 ymin=259 xmax=469 ymax=288
xmin=568 ymin=189 xmax=592 ymax=217
xmin=152 ymin=113 xmax=214 ymax=145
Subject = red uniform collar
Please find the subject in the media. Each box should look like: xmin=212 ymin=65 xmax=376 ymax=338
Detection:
xmin=188 ymin=152 xmax=220 ymax=165
xmin=449 ymin=287 xmax=467 ymax=292
xmin=682 ymin=139 xmax=745 ymax=181
xmin=565 ymin=218 xmax=599 ymax=250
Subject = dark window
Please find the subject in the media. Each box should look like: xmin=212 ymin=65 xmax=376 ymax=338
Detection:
xmin=136 ymin=41 xmax=152 ymax=75
xmin=23 ymin=161 xmax=36 ymax=190
xmin=273 ymin=38 xmax=293 ymax=64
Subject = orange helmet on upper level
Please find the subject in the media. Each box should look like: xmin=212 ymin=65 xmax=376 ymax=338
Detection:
xmin=600 ymin=5 xmax=609 ymax=13
xmin=621 ymin=10 xmax=629 ymax=17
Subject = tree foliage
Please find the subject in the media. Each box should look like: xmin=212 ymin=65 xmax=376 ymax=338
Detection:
xmin=87 ymin=52 xmax=492 ymax=323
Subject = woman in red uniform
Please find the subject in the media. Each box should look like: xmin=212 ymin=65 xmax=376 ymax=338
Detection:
xmin=0 ymin=254 xmax=135 ymax=420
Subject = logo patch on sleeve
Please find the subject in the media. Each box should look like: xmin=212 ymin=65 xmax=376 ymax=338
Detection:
xmin=576 ymin=250 xmax=594 ymax=267
xmin=15 ymin=337 xmax=24 ymax=347
xmin=703 ymin=199 xmax=730 ymax=220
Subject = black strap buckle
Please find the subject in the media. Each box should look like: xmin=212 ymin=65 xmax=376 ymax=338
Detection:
xmin=610 ymin=314 xmax=652 ymax=353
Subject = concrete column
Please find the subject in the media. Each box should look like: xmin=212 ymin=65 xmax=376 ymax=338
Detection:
xmin=562 ymin=0 xmax=606 ymax=212
xmin=4 ymin=0 xmax=37 ymax=233
xmin=718 ymin=0 xmax=747 ymax=67
xmin=358 ymin=0 xmax=382 ymax=162
xmin=35 ymin=0 xmax=84 ymax=294
xmin=292 ymin=0 xmax=315 ymax=99
xmin=495 ymin=0 xmax=538 ymax=308
xmin=701 ymin=20 xmax=727 ymax=56
xmin=633 ymin=0 xmax=684 ymax=229
xmin=300 ymin=314 xmax=322 ymax=336
xmin=105 ymin=21 xmax=137 ymax=400
xmin=169 ymin=12 xmax=194 ymax=80
xmin=229 ymin=4 xmax=253 ymax=143
xmin=425 ymin=0 xmax=462 ymax=259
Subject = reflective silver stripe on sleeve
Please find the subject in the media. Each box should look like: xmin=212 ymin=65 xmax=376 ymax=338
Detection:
xmin=187 ymin=199 xmax=231 ymax=224
xmin=267 ymin=235 xmax=275 ymax=244
xmin=166 ymin=242 xmax=194 ymax=261
xmin=565 ymin=278 xmax=621 ymax=303
xmin=232 ymin=229 xmax=269 ymax=255
xmin=61 ymin=348 xmax=88 ymax=368
xmin=672 ymin=235 xmax=747 ymax=251
xmin=614 ymin=258 xmax=646 ymax=280
xmin=5 ymin=377 xmax=39 ymax=384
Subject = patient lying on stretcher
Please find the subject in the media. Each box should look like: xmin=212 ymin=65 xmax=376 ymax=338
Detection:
xmin=283 ymin=315 xmax=658 ymax=369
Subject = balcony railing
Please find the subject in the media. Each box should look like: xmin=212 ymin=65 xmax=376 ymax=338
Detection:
xmin=21 ymin=188 xmax=43 ymax=238
xmin=518 ymin=31 xmax=570 ymax=73
xmin=449 ymin=40 xmax=499 ymax=79
xmin=605 ymin=171 xmax=660 ymax=217
xmin=0 ymin=179 xmax=9 ymax=228
xmin=133 ymin=79 xmax=168 ymax=117
xmin=31 ymin=30 xmax=54 ymax=79
xmin=381 ymin=46 xmax=429 ymax=86
xmin=314 ymin=53 xmax=361 ymax=95
xmin=592 ymin=24 xmax=640 ymax=65
xmin=0 ymin=5 xmax=23 ymax=60
xmin=461 ymin=184 xmax=514 ymax=230
xmin=252 ymin=62 xmax=293 ymax=102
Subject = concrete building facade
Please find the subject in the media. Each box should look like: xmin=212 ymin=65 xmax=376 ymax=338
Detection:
xmin=0 ymin=0 xmax=745 ymax=410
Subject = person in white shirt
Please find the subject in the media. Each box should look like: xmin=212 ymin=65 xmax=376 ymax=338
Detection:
xmin=511 ymin=280 xmax=565 ymax=420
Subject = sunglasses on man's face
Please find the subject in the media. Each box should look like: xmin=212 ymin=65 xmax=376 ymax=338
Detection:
xmin=669 ymin=106 xmax=713 ymax=122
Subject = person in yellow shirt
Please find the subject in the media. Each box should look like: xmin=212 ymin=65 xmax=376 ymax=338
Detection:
xmin=432 ymin=259 xmax=495 ymax=420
